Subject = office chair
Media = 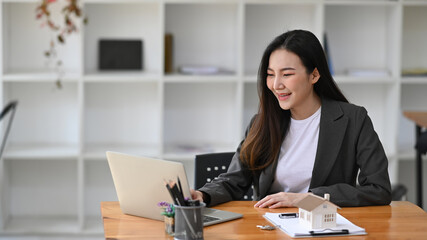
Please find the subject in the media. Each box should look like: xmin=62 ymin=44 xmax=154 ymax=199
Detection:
xmin=391 ymin=184 xmax=407 ymax=201
xmin=0 ymin=101 xmax=18 ymax=159
xmin=194 ymin=152 xmax=254 ymax=200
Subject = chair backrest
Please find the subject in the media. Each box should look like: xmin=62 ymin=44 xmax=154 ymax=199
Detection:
xmin=0 ymin=101 xmax=18 ymax=159
xmin=194 ymin=152 xmax=253 ymax=201
xmin=391 ymin=184 xmax=408 ymax=201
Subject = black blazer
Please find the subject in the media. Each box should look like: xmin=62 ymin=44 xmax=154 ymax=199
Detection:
xmin=199 ymin=98 xmax=392 ymax=207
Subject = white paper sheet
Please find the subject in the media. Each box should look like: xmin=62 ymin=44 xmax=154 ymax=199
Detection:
xmin=264 ymin=212 xmax=366 ymax=238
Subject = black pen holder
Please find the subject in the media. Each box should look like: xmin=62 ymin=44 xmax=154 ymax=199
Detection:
xmin=174 ymin=203 xmax=205 ymax=240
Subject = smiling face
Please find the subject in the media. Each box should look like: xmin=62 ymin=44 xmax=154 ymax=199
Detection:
xmin=266 ymin=49 xmax=321 ymax=120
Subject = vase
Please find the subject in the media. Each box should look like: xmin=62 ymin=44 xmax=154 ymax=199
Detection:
xmin=164 ymin=216 xmax=175 ymax=236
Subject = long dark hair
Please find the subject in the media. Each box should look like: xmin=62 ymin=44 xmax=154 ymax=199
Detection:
xmin=240 ymin=29 xmax=348 ymax=171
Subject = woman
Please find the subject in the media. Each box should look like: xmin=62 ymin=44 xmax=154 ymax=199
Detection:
xmin=191 ymin=29 xmax=391 ymax=208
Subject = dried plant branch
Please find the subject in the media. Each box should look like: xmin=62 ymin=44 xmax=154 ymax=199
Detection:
xmin=36 ymin=0 xmax=88 ymax=89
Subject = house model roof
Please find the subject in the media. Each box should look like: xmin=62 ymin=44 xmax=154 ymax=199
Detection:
xmin=295 ymin=194 xmax=341 ymax=211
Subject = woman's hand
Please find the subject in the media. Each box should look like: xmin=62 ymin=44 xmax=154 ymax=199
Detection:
xmin=254 ymin=192 xmax=312 ymax=208
xmin=190 ymin=189 xmax=204 ymax=203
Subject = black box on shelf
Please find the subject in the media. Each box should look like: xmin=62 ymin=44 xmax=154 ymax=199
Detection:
xmin=99 ymin=39 xmax=143 ymax=70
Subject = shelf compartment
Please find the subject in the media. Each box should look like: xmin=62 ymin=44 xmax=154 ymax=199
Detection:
xmin=339 ymin=83 xmax=398 ymax=156
xmin=83 ymin=2 xmax=161 ymax=75
xmin=2 ymin=82 xmax=79 ymax=149
xmin=244 ymin=3 xmax=320 ymax=76
xmin=401 ymin=5 xmax=427 ymax=77
xmin=83 ymin=82 xmax=161 ymax=156
xmin=163 ymin=82 xmax=240 ymax=156
xmin=325 ymin=4 xmax=400 ymax=78
xmin=165 ymin=3 xmax=239 ymax=75
xmin=1 ymin=1 xmax=81 ymax=76
xmin=83 ymin=161 xmax=116 ymax=232
xmin=2 ymin=159 xmax=78 ymax=233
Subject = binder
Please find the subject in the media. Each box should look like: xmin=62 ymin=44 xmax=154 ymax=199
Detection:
xmin=264 ymin=212 xmax=366 ymax=238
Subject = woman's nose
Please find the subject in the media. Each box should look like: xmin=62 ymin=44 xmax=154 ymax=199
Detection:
xmin=273 ymin=76 xmax=284 ymax=90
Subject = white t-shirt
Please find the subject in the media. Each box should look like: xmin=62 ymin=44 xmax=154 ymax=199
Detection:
xmin=270 ymin=107 xmax=321 ymax=193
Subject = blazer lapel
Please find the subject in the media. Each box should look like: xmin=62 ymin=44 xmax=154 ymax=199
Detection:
xmin=310 ymin=99 xmax=348 ymax=188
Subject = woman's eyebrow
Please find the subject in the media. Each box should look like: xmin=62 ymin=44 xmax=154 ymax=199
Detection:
xmin=280 ymin=67 xmax=295 ymax=71
xmin=267 ymin=67 xmax=296 ymax=71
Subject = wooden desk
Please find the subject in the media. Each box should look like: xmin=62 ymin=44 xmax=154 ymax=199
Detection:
xmin=101 ymin=201 xmax=427 ymax=239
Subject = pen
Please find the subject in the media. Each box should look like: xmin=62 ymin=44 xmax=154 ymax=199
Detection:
xmin=164 ymin=180 xmax=178 ymax=205
xmin=279 ymin=213 xmax=299 ymax=219
xmin=169 ymin=181 xmax=187 ymax=206
xmin=177 ymin=176 xmax=183 ymax=195
xmin=309 ymin=229 xmax=349 ymax=236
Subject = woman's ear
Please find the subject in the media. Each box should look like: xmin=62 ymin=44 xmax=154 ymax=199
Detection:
xmin=311 ymin=68 xmax=320 ymax=84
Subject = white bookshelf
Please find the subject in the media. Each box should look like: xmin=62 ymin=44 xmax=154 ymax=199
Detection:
xmin=399 ymin=2 xmax=427 ymax=160
xmin=0 ymin=0 xmax=426 ymax=236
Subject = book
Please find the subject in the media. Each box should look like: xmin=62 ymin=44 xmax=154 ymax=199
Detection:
xmin=402 ymin=68 xmax=427 ymax=76
xmin=264 ymin=212 xmax=366 ymax=238
xmin=165 ymin=34 xmax=173 ymax=73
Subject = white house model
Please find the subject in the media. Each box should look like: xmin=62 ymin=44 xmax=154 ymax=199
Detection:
xmin=295 ymin=193 xmax=340 ymax=229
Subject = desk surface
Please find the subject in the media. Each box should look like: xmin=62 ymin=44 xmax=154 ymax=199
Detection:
xmin=404 ymin=111 xmax=427 ymax=128
xmin=101 ymin=201 xmax=427 ymax=239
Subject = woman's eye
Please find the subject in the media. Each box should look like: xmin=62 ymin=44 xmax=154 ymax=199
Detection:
xmin=267 ymin=73 xmax=274 ymax=77
xmin=284 ymin=74 xmax=292 ymax=77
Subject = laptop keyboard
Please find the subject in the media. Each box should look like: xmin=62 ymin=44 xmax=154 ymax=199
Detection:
xmin=203 ymin=215 xmax=220 ymax=223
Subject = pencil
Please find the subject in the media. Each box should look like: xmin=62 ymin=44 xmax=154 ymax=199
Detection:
xmin=164 ymin=180 xmax=178 ymax=205
xmin=177 ymin=176 xmax=183 ymax=196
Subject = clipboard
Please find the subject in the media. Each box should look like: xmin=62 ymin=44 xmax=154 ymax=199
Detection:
xmin=264 ymin=212 xmax=367 ymax=238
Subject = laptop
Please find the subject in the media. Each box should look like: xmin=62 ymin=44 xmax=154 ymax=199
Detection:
xmin=106 ymin=151 xmax=243 ymax=226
